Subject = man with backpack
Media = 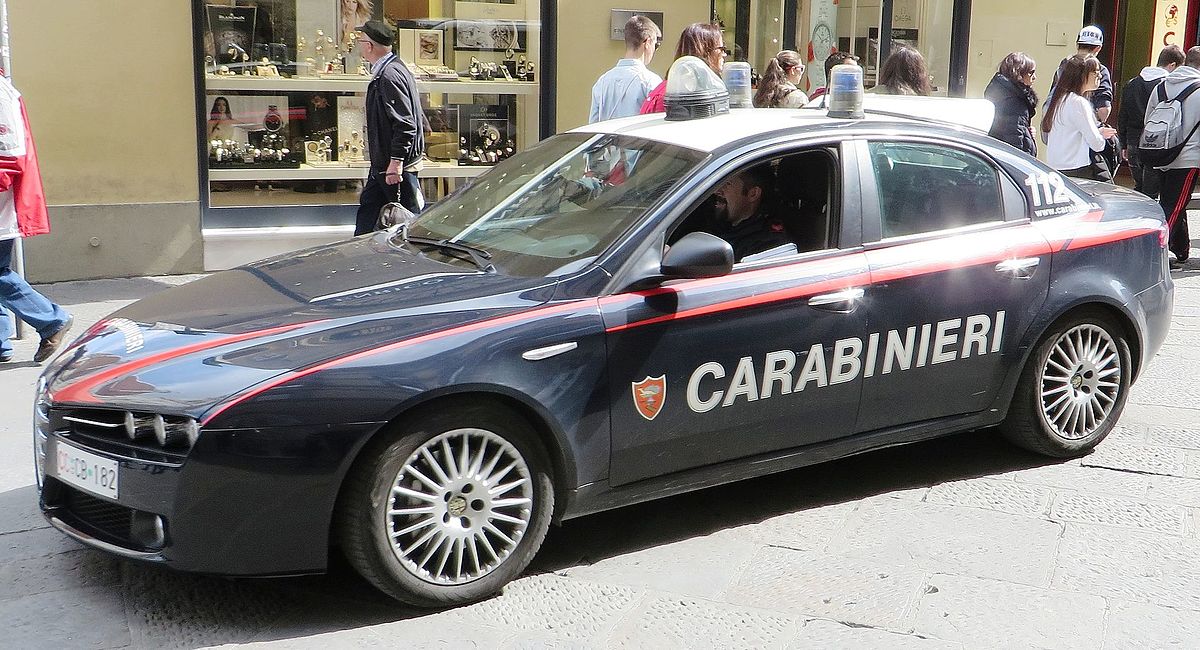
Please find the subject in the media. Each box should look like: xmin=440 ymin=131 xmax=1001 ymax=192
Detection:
xmin=1120 ymin=45 xmax=1184 ymax=198
xmin=1142 ymin=46 xmax=1200 ymax=268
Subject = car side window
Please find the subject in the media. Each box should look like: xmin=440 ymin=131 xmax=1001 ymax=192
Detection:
xmin=667 ymin=148 xmax=840 ymax=264
xmin=869 ymin=141 xmax=1005 ymax=238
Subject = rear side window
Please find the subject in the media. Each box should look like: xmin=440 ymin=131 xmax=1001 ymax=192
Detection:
xmin=869 ymin=142 xmax=1005 ymax=238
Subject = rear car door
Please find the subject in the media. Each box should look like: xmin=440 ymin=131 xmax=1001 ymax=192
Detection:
xmin=854 ymin=138 xmax=1052 ymax=432
xmin=602 ymin=142 xmax=870 ymax=487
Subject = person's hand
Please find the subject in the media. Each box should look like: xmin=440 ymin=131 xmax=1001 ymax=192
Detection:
xmin=1100 ymin=125 xmax=1117 ymax=139
xmin=1120 ymin=147 xmax=1129 ymax=162
xmin=384 ymin=160 xmax=402 ymax=185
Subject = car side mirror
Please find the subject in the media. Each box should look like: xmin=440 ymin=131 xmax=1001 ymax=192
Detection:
xmin=661 ymin=232 xmax=734 ymax=279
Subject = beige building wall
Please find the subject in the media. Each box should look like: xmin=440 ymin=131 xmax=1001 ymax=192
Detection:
xmin=965 ymin=1 xmax=1083 ymax=108
xmin=555 ymin=0 xmax=712 ymax=132
xmin=8 ymin=1 xmax=203 ymax=281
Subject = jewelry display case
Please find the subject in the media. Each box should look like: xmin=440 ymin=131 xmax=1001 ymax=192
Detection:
xmin=195 ymin=1 xmax=542 ymax=234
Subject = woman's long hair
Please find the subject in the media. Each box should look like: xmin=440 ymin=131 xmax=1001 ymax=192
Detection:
xmin=876 ymin=46 xmax=930 ymax=96
xmin=754 ymin=50 xmax=803 ymax=107
xmin=674 ymin=22 xmax=723 ymax=73
xmin=1041 ymin=54 xmax=1097 ymax=134
xmin=209 ymin=96 xmax=232 ymax=121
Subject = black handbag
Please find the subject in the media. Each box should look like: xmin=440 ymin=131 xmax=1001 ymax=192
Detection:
xmin=1090 ymin=134 xmax=1119 ymax=182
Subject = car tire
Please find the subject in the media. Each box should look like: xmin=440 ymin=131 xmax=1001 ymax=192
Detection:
xmin=337 ymin=403 xmax=554 ymax=607
xmin=1000 ymin=309 xmax=1131 ymax=457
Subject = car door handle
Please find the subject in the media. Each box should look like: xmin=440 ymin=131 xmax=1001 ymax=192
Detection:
xmin=808 ymin=287 xmax=865 ymax=312
xmin=995 ymin=257 xmax=1040 ymax=279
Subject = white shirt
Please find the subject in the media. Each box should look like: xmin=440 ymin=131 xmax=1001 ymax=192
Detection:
xmin=1046 ymin=93 xmax=1105 ymax=170
xmin=589 ymin=59 xmax=662 ymax=123
xmin=0 ymin=78 xmax=24 ymax=241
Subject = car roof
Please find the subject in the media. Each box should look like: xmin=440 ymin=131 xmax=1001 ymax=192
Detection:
xmin=570 ymin=97 xmax=996 ymax=153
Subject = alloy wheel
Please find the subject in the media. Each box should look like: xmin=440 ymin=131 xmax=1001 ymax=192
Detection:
xmin=1037 ymin=323 xmax=1122 ymax=440
xmin=385 ymin=427 xmax=533 ymax=585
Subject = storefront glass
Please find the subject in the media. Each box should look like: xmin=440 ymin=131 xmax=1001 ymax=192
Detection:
xmin=195 ymin=0 xmax=542 ymax=228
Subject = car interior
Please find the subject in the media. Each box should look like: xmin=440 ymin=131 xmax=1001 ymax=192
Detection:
xmin=668 ymin=148 xmax=839 ymax=262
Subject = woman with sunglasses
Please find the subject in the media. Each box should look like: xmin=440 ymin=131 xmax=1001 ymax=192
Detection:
xmin=753 ymin=50 xmax=809 ymax=108
xmin=640 ymin=22 xmax=726 ymax=114
xmin=984 ymin=52 xmax=1039 ymax=156
xmin=1042 ymin=54 xmax=1117 ymax=181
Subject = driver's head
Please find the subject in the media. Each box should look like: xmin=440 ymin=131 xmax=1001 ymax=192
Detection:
xmin=714 ymin=165 xmax=772 ymax=226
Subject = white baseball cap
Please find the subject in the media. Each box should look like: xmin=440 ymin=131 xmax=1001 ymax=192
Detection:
xmin=1078 ymin=25 xmax=1103 ymax=47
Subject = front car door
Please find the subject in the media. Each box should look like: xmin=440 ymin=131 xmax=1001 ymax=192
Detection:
xmin=853 ymin=137 xmax=1052 ymax=432
xmin=603 ymin=141 xmax=871 ymax=486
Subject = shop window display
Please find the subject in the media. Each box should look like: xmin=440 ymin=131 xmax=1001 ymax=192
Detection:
xmin=195 ymin=0 xmax=541 ymax=226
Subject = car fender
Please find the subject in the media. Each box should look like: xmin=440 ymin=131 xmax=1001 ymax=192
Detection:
xmin=987 ymin=269 xmax=1144 ymax=418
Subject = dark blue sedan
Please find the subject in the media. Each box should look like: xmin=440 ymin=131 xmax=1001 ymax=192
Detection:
xmin=35 ymin=102 xmax=1172 ymax=607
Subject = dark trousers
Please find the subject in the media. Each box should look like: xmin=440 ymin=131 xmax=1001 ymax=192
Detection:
xmin=1129 ymin=148 xmax=1163 ymax=199
xmin=1158 ymin=168 xmax=1197 ymax=260
xmin=354 ymin=171 xmax=423 ymax=236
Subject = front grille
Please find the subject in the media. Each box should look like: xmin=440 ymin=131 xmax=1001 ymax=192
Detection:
xmin=49 ymin=484 xmax=165 ymax=551
xmin=64 ymin=488 xmax=133 ymax=542
xmin=49 ymin=407 xmax=198 ymax=463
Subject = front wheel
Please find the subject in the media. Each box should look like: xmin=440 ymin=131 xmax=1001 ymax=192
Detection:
xmin=337 ymin=404 xmax=554 ymax=607
xmin=1000 ymin=310 xmax=1132 ymax=457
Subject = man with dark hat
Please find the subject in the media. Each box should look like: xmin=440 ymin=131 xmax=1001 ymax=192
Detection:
xmin=353 ymin=19 xmax=426 ymax=235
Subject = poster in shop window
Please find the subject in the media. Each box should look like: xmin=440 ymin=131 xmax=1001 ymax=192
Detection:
xmin=805 ymin=0 xmax=836 ymax=92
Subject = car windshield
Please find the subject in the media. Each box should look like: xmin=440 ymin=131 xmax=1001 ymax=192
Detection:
xmin=405 ymin=133 xmax=706 ymax=277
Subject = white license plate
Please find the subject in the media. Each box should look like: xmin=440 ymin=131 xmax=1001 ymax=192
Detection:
xmin=53 ymin=440 xmax=119 ymax=500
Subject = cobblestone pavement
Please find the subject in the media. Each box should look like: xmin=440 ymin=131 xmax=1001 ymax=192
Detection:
xmin=3 ymin=228 xmax=1200 ymax=649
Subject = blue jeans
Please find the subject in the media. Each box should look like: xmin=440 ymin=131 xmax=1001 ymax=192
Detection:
xmin=0 ymin=238 xmax=70 ymax=354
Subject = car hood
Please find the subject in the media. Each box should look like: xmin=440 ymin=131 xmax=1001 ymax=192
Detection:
xmin=42 ymin=235 xmax=558 ymax=416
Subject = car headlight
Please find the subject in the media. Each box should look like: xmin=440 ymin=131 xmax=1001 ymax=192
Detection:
xmin=33 ymin=377 xmax=48 ymax=489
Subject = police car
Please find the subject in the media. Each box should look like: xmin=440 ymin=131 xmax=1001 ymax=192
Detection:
xmin=35 ymin=59 xmax=1172 ymax=607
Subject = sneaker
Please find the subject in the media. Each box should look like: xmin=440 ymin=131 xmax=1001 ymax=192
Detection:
xmin=34 ymin=315 xmax=73 ymax=363
xmin=0 ymin=351 xmax=11 ymax=363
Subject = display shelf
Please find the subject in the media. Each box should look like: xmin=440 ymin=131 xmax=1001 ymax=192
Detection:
xmin=209 ymin=161 xmax=489 ymax=182
xmin=204 ymin=75 xmax=537 ymax=95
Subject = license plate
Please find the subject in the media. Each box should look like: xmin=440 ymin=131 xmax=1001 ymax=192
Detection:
xmin=53 ymin=440 xmax=119 ymax=500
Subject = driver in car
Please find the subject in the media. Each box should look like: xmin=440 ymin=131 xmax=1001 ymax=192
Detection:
xmin=712 ymin=165 xmax=793 ymax=261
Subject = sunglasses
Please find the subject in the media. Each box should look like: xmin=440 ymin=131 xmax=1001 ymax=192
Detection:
xmin=714 ymin=46 xmax=731 ymax=55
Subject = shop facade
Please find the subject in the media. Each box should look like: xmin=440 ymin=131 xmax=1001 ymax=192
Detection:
xmin=12 ymin=0 xmax=1087 ymax=281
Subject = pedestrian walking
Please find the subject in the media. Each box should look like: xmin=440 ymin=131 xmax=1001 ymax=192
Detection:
xmin=1144 ymin=46 xmax=1200 ymax=268
xmin=753 ymin=50 xmax=809 ymax=108
xmin=640 ymin=22 xmax=726 ymax=114
xmin=353 ymin=19 xmax=426 ymax=236
xmin=870 ymin=46 xmax=930 ymax=96
xmin=0 ymin=76 xmax=72 ymax=364
xmin=1046 ymin=26 xmax=1117 ymax=172
xmin=1119 ymin=45 xmax=1184 ymax=198
xmin=1042 ymin=55 xmax=1117 ymax=182
xmin=589 ymin=15 xmax=662 ymax=123
xmin=984 ymin=52 xmax=1039 ymax=156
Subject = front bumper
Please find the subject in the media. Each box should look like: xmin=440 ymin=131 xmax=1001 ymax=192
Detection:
xmin=38 ymin=420 xmax=382 ymax=576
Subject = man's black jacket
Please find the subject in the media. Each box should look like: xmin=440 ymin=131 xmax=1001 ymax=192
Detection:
xmin=366 ymin=54 xmax=426 ymax=174
xmin=1118 ymin=70 xmax=1166 ymax=151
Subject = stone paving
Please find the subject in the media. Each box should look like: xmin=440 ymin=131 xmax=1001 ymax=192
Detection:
xmin=2 ymin=230 xmax=1200 ymax=649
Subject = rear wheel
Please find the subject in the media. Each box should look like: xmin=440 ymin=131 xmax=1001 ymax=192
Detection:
xmin=1000 ymin=310 xmax=1131 ymax=457
xmin=337 ymin=404 xmax=554 ymax=607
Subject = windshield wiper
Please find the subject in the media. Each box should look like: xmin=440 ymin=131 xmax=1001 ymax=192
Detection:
xmin=403 ymin=233 xmax=495 ymax=272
